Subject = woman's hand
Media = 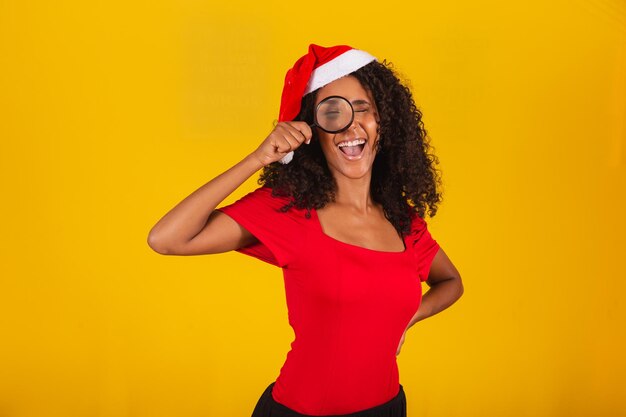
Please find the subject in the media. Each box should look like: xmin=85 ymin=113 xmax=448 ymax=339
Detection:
xmin=396 ymin=330 xmax=407 ymax=356
xmin=251 ymin=121 xmax=312 ymax=167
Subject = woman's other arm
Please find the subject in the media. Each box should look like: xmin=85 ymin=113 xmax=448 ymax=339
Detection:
xmin=396 ymin=248 xmax=463 ymax=355
xmin=147 ymin=122 xmax=312 ymax=256
xmin=410 ymin=248 xmax=464 ymax=326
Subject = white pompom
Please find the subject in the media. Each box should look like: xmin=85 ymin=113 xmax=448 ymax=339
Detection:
xmin=279 ymin=151 xmax=294 ymax=165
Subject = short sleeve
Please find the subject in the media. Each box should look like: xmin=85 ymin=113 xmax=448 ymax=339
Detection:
xmin=215 ymin=186 xmax=302 ymax=268
xmin=410 ymin=214 xmax=441 ymax=282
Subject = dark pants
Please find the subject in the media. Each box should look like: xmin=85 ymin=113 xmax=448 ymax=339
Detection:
xmin=251 ymin=382 xmax=407 ymax=417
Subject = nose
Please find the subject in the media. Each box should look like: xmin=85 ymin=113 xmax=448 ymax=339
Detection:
xmin=336 ymin=123 xmax=359 ymax=142
xmin=342 ymin=117 xmax=362 ymax=138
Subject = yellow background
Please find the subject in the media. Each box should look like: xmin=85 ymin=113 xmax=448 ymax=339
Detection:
xmin=1 ymin=0 xmax=625 ymax=416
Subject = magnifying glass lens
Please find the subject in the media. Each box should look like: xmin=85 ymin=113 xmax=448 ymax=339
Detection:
xmin=279 ymin=96 xmax=355 ymax=165
xmin=315 ymin=97 xmax=353 ymax=133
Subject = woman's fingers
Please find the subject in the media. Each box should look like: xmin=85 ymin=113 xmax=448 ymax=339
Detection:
xmin=253 ymin=121 xmax=313 ymax=166
xmin=396 ymin=331 xmax=407 ymax=356
xmin=275 ymin=122 xmax=312 ymax=153
xmin=273 ymin=125 xmax=297 ymax=152
xmin=285 ymin=121 xmax=313 ymax=145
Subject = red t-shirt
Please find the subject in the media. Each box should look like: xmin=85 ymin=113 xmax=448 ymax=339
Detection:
xmin=216 ymin=186 xmax=440 ymax=415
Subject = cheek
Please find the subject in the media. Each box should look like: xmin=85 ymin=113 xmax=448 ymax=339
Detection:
xmin=317 ymin=134 xmax=335 ymax=154
xmin=319 ymin=136 xmax=333 ymax=160
xmin=358 ymin=108 xmax=379 ymax=128
xmin=365 ymin=117 xmax=380 ymax=136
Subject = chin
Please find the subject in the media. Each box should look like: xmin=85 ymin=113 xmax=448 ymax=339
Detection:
xmin=332 ymin=162 xmax=374 ymax=180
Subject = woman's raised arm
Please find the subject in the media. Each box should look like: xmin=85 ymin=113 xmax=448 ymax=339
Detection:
xmin=147 ymin=122 xmax=312 ymax=256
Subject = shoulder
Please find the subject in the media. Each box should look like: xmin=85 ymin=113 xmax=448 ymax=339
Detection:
xmin=228 ymin=186 xmax=306 ymax=217
xmin=247 ymin=186 xmax=291 ymax=207
xmin=406 ymin=209 xmax=436 ymax=244
xmin=407 ymin=209 xmax=428 ymax=233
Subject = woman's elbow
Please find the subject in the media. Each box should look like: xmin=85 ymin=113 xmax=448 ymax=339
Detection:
xmin=147 ymin=230 xmax=175 ymax=255
xmin=455 ymin=274 xmax=464 ymax=299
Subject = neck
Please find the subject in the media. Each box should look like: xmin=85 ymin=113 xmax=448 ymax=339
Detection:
xmin=332 ymin=172 xmax=376 ymax=214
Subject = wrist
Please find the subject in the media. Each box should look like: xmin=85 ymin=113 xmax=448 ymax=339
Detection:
xmin=244 ymin=152 xmax=266 ymax=171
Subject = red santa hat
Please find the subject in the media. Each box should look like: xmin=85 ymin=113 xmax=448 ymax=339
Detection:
xmin=278 ymin=44 xmax=377 ymax=122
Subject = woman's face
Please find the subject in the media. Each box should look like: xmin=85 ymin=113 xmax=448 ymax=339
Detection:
xmin=313 ymin=75 xmax=380 ymax=180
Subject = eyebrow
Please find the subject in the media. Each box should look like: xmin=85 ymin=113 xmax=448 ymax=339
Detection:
xmin=351 ymin=100 xmax=370 ymax=106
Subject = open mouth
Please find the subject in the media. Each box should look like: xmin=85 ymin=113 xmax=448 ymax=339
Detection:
xmin=337 ymin=139 xmax=366 ymax=158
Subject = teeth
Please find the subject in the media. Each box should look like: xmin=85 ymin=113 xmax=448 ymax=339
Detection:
xmin=338 ymin=139 xmax=366 ymax=147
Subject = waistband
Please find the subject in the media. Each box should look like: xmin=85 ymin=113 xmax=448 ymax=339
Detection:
xmin=251 ymin=382 xmax=407 ymax=417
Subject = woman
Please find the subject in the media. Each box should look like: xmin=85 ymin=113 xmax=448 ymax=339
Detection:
xmin=148 ymin=44 xmax=464 ymax=417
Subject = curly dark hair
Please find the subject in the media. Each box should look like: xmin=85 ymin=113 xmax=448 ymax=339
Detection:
xmin=258 ymin=60 xmax=442 ymax=237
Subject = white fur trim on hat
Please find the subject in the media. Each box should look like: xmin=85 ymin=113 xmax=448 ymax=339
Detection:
xmin=303 ymin=49 xmax=377 ymax=95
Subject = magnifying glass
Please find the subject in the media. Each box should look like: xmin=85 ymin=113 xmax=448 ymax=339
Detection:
xmin=279 ymin=96 xmax=354 ymax=164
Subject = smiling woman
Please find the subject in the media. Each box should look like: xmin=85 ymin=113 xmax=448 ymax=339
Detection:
xmin=259 ymin=45 xmax=445 ymax=236
xmin=147 ymin=44 xmax=464 ymax=417
xmin=314 ymin=76 xmax=379 ymax=169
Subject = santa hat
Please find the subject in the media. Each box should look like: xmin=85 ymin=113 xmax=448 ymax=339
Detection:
xmin=278 ymin=44 xmax=377 ymax=122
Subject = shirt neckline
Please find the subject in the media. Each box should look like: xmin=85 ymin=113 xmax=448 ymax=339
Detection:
xmin=311 ymin=207 xmax=409 ymax=255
